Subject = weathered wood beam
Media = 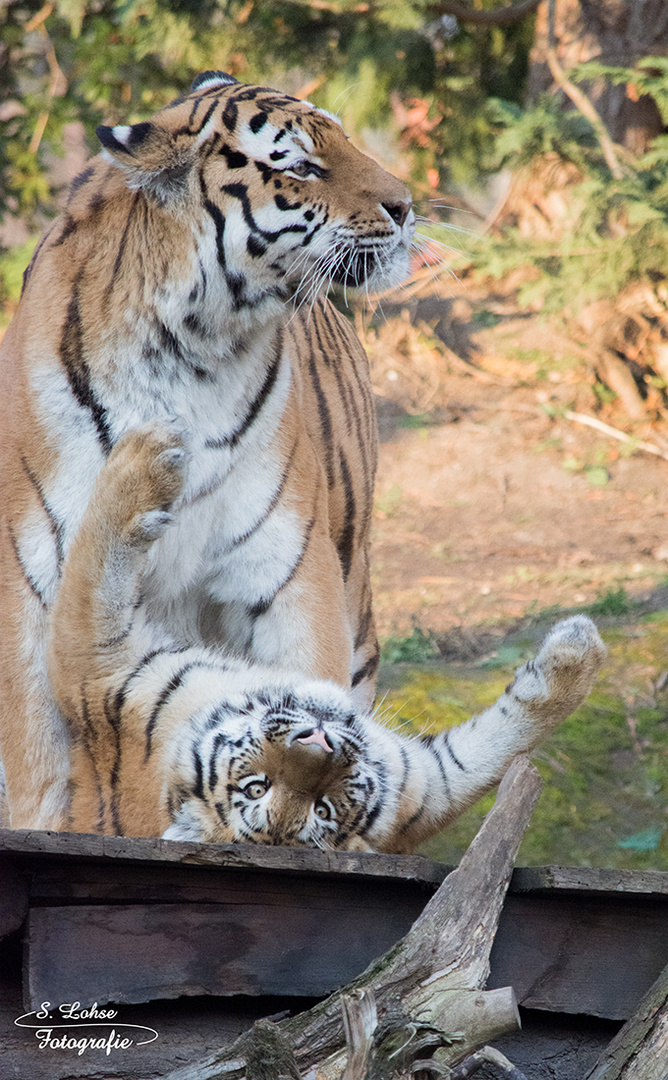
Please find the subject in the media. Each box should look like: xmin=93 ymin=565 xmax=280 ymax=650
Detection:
xmin=0 ymin=856 xmax=28 ymax=940
xmin=586 ymin=960 xmax=668 ymax=1080
xmin=160 ymin=755 xmax=542 ymax=1080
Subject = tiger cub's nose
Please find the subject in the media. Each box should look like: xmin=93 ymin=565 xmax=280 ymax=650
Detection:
xmin=294 ymin=728 xmax=334 ymax=753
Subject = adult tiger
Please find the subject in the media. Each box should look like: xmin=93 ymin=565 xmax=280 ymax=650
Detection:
xmin=0 ymin=70 xmax=411 ymax=831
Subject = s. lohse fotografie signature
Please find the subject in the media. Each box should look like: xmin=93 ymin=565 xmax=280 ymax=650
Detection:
xmin=14 ymin=1001 xmax=159 ymax=1056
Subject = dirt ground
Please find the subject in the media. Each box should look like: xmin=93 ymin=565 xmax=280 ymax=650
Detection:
xmin=362 ymin=297 xmax=668 ymax=644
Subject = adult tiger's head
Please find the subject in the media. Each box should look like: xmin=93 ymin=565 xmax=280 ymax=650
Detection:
xmin=96 ymin=70 xmax=414 ymax=308
xmin=163 ymin=678 xmax=388 ymax=852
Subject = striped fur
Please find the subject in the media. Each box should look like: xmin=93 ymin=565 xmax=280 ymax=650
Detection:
xmin=0 ymin=72 xmax=411 ymax=831
xmin=47 ymin=422 xmax=605 ymax=849
xmin=0 ymin=72 xmax=605 ymax=846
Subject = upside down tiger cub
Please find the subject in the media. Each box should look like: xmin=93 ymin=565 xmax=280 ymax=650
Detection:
xmin=0 ymin=70 xmax=604 ymax=845
xmin=48 ymin=421 xmax=605 ymax=850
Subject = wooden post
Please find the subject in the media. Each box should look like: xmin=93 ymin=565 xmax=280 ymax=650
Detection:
xmin=160 ymin=755 xmax=543 ymax=1080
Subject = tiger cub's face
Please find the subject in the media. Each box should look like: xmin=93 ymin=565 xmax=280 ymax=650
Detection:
xmin=97 ymin=71 xmax=415 ymax=307
xmin=164 ymin=682 xmax=385 ymax=852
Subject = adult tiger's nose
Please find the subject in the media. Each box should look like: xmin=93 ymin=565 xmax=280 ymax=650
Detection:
xmin=381 ymin=198 xmax=412 ymax=227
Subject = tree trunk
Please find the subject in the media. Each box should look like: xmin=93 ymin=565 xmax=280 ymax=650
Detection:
xmin=528 ymin=0 xmax=668 ymax=153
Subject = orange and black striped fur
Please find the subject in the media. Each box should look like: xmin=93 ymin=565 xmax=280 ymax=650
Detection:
xmin=0 ymin=72 xmax=604 ymax=846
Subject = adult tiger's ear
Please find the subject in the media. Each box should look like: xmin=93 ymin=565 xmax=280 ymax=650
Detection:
xmin=190 ymin=70 xmax=239 ymax=93
xmin=96 ymin=120 xmax=196 ymax=204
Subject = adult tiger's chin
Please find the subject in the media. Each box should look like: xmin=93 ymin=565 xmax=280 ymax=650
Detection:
xmin=331 ymin=244 xmax=412 ymax=293
xmin=292 ymin=233 xmax=414 ymax=304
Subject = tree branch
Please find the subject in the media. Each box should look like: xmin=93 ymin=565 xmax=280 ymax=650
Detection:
xmin=282 ymin=0 xmax=539 ymax=26
xmin=428 ymin=0 xmax=540 ymax=27
xmin=545 ymin=47 xmax=625 ymax=180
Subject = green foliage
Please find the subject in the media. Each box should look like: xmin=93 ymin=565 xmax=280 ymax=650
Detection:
xmin=486 ymin=93 xmax=597 ymax=171
xmin=0 ymin=0 xmax=535 ymax=228
xmin=587 ymin=587 xmax=632 ymax=617
xmin=573 ymin=57 xmax=668 ymax=126
xmin=0 ymin=234 xmax=38 ymax=322
xmin=474 ymin=57 xmax=668 ymax=315
xmin=380 ymin=627 xmax=437 ymax=664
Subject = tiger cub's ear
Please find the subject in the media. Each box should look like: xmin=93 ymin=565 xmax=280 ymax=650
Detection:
xmin=96 ymin=121 xmax=196 ymax=203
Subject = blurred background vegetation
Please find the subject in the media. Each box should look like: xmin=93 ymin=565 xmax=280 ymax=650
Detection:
xmin=2 ymin=0 xmax=668 ymax=868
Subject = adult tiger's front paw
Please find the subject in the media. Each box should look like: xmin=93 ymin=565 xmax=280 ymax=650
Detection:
xmin=101 ymin=423 xmax=188 ymax=547
xmin=511 ymin=615 xmax=606 ymax=728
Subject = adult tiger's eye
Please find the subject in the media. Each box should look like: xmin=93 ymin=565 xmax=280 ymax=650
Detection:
xmin=242 ymin=779 xmax=268 ymax=800
xmin=314 ymin=799 xmax=331 ymax=820
xmin=290 ymin=161 xmax=313 ymax=177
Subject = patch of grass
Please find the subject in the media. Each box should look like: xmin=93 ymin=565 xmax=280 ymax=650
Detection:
xmin=587 ymin=586 xmax=632 ymax=617
xmin=585 ymin=465 xmax=610 ymax=488
xmin=380 ymin=628 xmax=438 ymax=664
xmin=398 ymin=413 xmax=435 ymax=429
xmin=379 ymin=615 xmax=668 ymax=870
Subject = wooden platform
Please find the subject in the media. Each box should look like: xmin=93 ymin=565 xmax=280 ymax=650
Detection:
xmin=1 ymin=829 xmax=667 ymax=1079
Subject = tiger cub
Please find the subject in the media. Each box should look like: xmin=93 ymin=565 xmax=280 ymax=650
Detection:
xmin=47 ymin=422 xmax=605 ymax=851
xmin=0 ymin=70 xmax=411 ymax=830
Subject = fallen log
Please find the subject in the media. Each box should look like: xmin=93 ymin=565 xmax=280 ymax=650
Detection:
xmin=160 ymin=755 xmax=543 ymax=1080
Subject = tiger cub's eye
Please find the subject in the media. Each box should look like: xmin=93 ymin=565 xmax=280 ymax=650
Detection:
xmin=242 ymin=778 xmax=269 ymax=800
xmin=314 ymin=799 xmax=331 ymax=820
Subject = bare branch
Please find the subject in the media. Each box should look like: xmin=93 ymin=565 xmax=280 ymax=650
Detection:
xmin=545 ymin=48 xmax=625 ymax=180
xmin=585 ymin=960 xmax=668 ymax=1079
xmin=428 ymin=0 xmax=540 ymax=27
xmin=450 ymin=1044 xmax=530 ymax=1079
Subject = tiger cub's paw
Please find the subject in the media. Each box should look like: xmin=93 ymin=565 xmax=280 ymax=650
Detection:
xmin=510 ymin=615 xmax=605 ymax=729
xmin=102 ymin=423 xmax=187 ymax=547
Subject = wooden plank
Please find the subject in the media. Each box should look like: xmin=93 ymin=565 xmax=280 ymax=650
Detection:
xmin=1 ymin=935 xmax=287 ymax=1080
xmin=0 ymin=933 xmax=620 ymax=1080
xmin=25 ymin=859 xmax=440 ymax=911
xmin=23 ymin=881 xmax=668 ymax=1020
xmin=24 ymin=886 xmax=425 ymax=1008
xmin=0 ymin=828 xmax=447 ymax=885
xmin=0 ymin=856 xmax=28 ymax=939
xmin=5 ymin=829 xmax=668 ymax=897
xmin=512 ymin=866 xmax=668 ymax=897
xmin=489 ymin=894 xmax=668 ymax=1021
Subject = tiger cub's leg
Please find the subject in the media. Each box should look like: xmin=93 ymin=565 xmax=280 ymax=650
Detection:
xmin=369 ymin=615 xmax=606 ymax=853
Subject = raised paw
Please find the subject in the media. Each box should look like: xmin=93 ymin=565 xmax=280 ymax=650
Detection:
xmin=510 ymin=615 xmax=605 ymax=727
xmin=96 ymin=422 xmax=187 ymax=546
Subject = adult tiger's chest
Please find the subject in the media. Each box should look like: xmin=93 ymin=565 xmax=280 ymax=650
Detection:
xmin=34 ymin=313 xmax=307 ymax=649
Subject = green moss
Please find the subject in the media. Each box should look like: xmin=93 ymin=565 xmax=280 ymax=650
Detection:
xmin=377 ymin=614 xmax=668 ymax=869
